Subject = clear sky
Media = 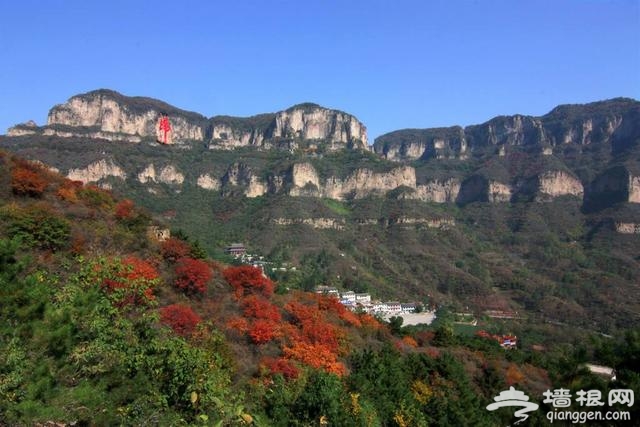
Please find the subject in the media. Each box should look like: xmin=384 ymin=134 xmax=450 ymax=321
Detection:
xmin=1 ymin=0 xmax=639 ymax=141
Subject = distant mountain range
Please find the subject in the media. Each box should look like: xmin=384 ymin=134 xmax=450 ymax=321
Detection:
xmin=2 ymin=90 xmax=639 ymax=333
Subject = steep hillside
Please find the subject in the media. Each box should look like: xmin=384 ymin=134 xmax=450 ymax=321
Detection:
xmin=8 ymin=150 xmax=628 ymax=426
xmin=2 ymin=93 xmax=640 ymax=336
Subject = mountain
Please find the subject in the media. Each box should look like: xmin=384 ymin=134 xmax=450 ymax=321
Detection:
xmin=9 ymin=89 xmax=368 ymax=150
xmin=2 ymin=91 xmax=639 ymax=335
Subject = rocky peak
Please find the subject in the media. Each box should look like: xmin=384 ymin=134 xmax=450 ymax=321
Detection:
xmin=375 ymin=98 xmax=640 ymax=161
xmin=208 ymin=103 xmax=368 ymax=151
xmin=47 ymin=89 xmax=208 ymax=142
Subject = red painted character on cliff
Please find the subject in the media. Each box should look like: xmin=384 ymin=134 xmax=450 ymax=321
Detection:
xmin=158 ymin=114 xmax=172 ymax=144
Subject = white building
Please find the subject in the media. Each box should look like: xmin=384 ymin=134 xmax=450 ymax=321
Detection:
xmin=355 ymin=293 xmax=371 ymax=304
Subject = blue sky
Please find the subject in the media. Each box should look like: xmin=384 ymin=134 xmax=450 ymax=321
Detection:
xmin=1 ymin=0 xmax=639 ymax=141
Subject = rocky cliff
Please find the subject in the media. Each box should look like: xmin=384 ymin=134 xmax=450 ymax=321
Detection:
xmin=374 ymin=98 xmax=640 ymax=161
xmin=208 ymin=103 xmax=367 ymax=150
xmin=8 ymin=90 xmax=367 ymax=150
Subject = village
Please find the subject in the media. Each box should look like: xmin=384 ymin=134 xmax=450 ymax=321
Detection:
xmin=226 ymin=242 xmax=438 ymax=326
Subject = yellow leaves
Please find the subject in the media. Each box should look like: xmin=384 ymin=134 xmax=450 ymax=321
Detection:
xmin=350 ymin=392 xmax=361 ymax=416
xmin=411 ymin=379 xmax=433 ymax=405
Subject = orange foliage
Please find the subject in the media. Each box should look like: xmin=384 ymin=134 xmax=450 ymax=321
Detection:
xmin=11 ymin=166 xmax=48 ymax=196
xmin=505 ymin=363 xmax=525 ymax=386
xmin=248 ymin=319 xmax=280 ymax=344
xmin=225 ymin=316 xmax=250 ymax=334
xmin=114 ymin=199 xmax=135 ymax=220
xmin=160 ymin=238 xmax=191 ymax=262
xmin=242 ymin=295 xmax=282 ymax=322
xmin=223 ymin=265 xmax=274 ymax=298
xmin=174 ymin=257 xmax=212 ymax=295
xmin=402 ymin=336 xmax=419 ymax=348
xmin=283 ymin=341 xmax=346 ymax=376
xmin=359 ymin=313 xmax=383 ymax=330
xmin=160 ymin=304 xmax=202 ymax=337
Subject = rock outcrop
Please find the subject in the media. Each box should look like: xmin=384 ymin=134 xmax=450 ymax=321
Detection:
xmin=24 ymin=91 xmax=369 ymax=152
xmin=66 ymin=159 xmax=126 ymax=183
xmin=375 ymin=98 xmax=640 ymax=161
xmin=196 ymin=174 xmax=221 ymax=190
xmin=137 ymin=164 xmax=185 ymax=185
xmin=208 ymin=103 xmax=368 ymax=151
xmin=536 ymin=171 xmax=584 ymax=200
xmin=48 ymin=90 xmax=207 ymax=143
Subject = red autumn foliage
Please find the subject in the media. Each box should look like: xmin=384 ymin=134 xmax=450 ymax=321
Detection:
xmin=114 ymin=199 xmax=135 ymax=220
xmin=160 ymin=304 xmax=202 ymax=337
xmin=225 ymin=316 xmax=250 ymax=334
xmin=11 ymin=166 xmax=48 ymax=196
xmin=223 ymin=265 xmax=274 ymax=298
xmin=160 ymin=238 xmax=192 ymax=262
xmin=261 ymin=357 xmax=299 ymax=379
xmin=285 ymin=300 xmax=319 ymax=325
xmin=317 ymin=294 xmax=362 ymax=327
xmin=174 ymin=257 xmax=212 ymax=295
xmin=248 ymin=319 xmax=279 ymax=344
xmin=242 ymin=295 xmax=282 ymax=322
xmin=101 ymin=256 xmax=159 ymax=305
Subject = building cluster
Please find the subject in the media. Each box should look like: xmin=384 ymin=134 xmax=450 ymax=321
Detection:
xmin=315 ymin=285 xmax=418 ymax=315
xmin=225 ymin=242 xmax=300 ymax=276
xmin=476 ymin=330 xmax=517 ymax=349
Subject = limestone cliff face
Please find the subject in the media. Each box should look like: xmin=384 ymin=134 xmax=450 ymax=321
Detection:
xmin=584 ymin=166 xmax=639 ymax=211
xmin=47 ymin=90 xmax=207 ymax=142
xmin=322 ymin=166 xmax=415 ymax=199
xmin=456 ymin=175 xmax=512 ymax=204
xmin=208 ymin=104 xmax=368 ymax=151
xmin=375 ymin=126 xmax=467 ymax=161
xmin=629 ymin=176 xmax=640 ymax=203
xmin=66 ymin=159 xmax=126 ymax=183
xmin=196 ymin=174 xmax=221 ymax=190
xmin=137 ymin=164 xmax=185 ymax=185
xmin=414 ymin=179 xmax=461 ymax=203
xmin=536 ymin=171 xmax=584 ymax=200
xmin=273 ymin=218 xmax=346 ymax=230
xmin=286 ymin=163 xmax=466 ymax=202
xmin=375 ymin=98 xmax=640 ymax=160
xmin=271 ymin=105 xmax=368 ymax=149
xmin=615 ymin=223 xmax=640 ymax=234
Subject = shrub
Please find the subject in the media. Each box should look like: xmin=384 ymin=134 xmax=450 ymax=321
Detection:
xmin=11 ymin=167 xmax=48 ymax=197
xmin=174 ymin=257 xmax=212 ymax=295
xmin=101 ymin=256 xmax=160 ymax=306
xmin=4 ymin=205 xmax=70 ymax=251
xmin=160 ymin=238 xmax=192 ymax=262
xmin=261 ymin=357 xmax=299 ymax=379
xmin=248 ymin=319 xmax=279 ymax=345
xmin=160 ymin=304 xmax=202 ymax=337
xmin=114 ymin=199 xmax=135 ymax=220
xmin=223 ymin=266 xmax=274 ymax=299
xmin=241 ymin=295 xmax=282 ymax=322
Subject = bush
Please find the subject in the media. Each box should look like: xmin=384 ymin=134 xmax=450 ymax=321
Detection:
xmin=223 ymin=266 xmax=274 ymax=299
xmin=174 ymin=257 xmax=212 ymax=295
xmin=11 ymin=166 xmax=48 ymax=197
xmin=161 ymin=238 xmax=192 ymax=262
xmin=160 ymin=304 xmax=202 ymax=337
xmin=101 ymin=256 xmax=160 ymax=306
xmin=3 ymin=205 xmax=70 ymax=251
